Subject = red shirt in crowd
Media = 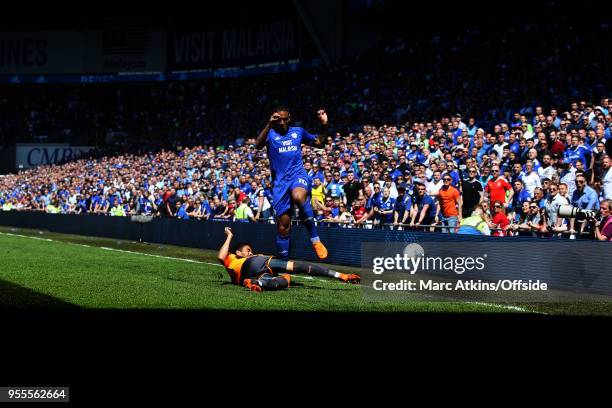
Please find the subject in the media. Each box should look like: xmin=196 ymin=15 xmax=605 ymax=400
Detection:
xmin=234 ymin=191 xmax=246 ymax=203
xmin=550 ymin=140 xmax=566 ymax=157
xmin=226 ymin=202 xmax=236 ymax=218
xmin=485 ymin=177 xmax=512 ymax=207
xmin=353 ymin=206 xmax=367 ymax=222
xmin=492 ymin=212 xmax=510 ymax=236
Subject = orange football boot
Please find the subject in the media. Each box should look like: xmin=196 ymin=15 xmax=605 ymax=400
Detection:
xmin=339 ymin=273 xmax=361 ymax=284
xmin=243 ymin=279 xmax=263 ymax=292
xmin=312 ymin=241 xmax=328 ymax=259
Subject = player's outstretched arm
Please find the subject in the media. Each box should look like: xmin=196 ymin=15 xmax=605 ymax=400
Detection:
xmin=313 ymin=109 xmax=329 ymax=147
xmin=217 ymin=227 xmax=234 ymax=264
xmin=255 ymin=113 xmax=279 ymax=149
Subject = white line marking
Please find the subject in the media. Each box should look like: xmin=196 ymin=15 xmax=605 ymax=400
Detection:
xmin=99 ymin=246 xmax=207 ymax=264
xmin=1 ymin=232 xmax=53 ymax=242
xmin=1 ymin=231 xmax=210 ymax=264
xmin=411 ymin=291 xmax=541 ymax=314
xmin=466 ymin=301 xmax=542 ymax=314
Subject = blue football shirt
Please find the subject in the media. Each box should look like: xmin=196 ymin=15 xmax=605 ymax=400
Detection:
xmin=267 ymin=126 xmax=317 ymax=184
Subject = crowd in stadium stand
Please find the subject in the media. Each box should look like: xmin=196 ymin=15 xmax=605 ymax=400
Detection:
xmin=1 ymin=95 xmax=611 ymax=240
xmin=1 ymin=20 xmax=612 ymax=239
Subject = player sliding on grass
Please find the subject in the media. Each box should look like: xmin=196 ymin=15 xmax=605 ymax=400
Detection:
xmin=254 ymin=106 xmax=329 ymax=260
xmin=217 ymin=227 xmax=360 ymax=292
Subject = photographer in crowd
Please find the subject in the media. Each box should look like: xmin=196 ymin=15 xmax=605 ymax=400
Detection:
xmin=543 ymin=182 xmax=570 ymax=236
xmin=569 ymin=173 xmax=600 ymax=235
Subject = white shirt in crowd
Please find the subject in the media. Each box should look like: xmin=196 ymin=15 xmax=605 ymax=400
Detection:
xmin=560 ymin=168 xmax=577 ymax=198
xmin=426 ymin=180 xmax=444 ymax=197
xmin=256 ymin=188 xmax=271 ymax=212
xmin=493 ymin=142 xmax=508 ymax=159
xmin=545 ymin=193 xmax=569 ymax=227
xmin=521 ymin=171 xmax=542 ymax=197
xmin=385 ymin=183 xmax=399 ymax=199
xmin=430 ymin=149 xmax=444 ymax=160
xmin=537 ymin=165 xmax=557 ymax=182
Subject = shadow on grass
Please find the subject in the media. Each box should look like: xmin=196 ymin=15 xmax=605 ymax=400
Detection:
xmin=0 ymin=279 xmax=80 ymax=309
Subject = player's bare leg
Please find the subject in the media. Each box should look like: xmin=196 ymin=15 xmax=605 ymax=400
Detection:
xmin=291 ymin=187 xmax=328 ymax=259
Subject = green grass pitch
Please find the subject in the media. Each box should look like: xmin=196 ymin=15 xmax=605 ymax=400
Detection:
xmin=0 ymin=226 xmax=611 ymax=315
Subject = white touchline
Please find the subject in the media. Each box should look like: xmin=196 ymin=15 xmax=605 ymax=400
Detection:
xmin=1 ymin=231 xmax=209 ymax=264
xmin=0 ymin=231 xmax=545 ymax=312
xmin=0 ymin=232 xmax=53 ymax=242
xmin=413 ymin=292 xmax=542 ymax=314
xmin=467 ymin=301 xmax=544 ymax=314
xmin=99 ymin=247 xmax=207 ymax=264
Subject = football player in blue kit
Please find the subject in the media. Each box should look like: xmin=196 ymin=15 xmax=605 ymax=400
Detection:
xmin=254 ymin=107 xmax=329 ymax=260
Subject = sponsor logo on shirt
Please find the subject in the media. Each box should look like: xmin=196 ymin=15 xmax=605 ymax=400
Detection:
xmin=278 ymin=146 xmax=298 ymax=153
xmin=278 ymin=140 xmax=298 ymax=153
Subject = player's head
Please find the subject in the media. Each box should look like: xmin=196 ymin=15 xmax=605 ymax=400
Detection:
xmin=273 ymin=106 xmax=291 ymax=133
xmin=233 ymin=242 xmax=253 ymax=258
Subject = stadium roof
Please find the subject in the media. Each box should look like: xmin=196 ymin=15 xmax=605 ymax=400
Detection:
xmin=1 ymin=1 xmax=293 ymax=31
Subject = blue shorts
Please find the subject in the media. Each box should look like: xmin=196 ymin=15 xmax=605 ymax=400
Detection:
xmin=272 ymin=175 xmax=311 ymax=216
